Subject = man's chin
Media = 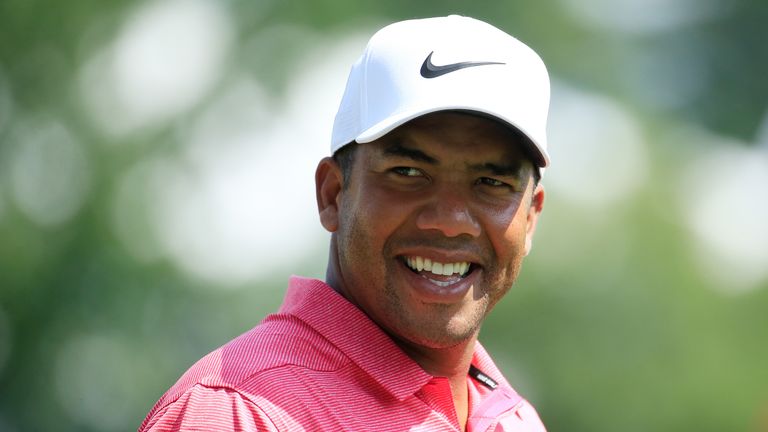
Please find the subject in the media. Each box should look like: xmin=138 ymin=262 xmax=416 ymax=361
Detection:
xmin=391 ymin=316 xmax=482 ymax=351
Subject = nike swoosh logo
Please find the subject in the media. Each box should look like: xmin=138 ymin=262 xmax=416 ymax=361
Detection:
xmin=420 ymin=51 xmax=505 ymax=79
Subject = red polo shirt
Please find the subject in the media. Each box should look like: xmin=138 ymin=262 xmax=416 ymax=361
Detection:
xmin=139 ymin=277 xmax=546 ymax=431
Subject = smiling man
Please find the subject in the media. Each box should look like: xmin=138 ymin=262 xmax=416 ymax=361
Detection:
xmin=141 ymin=15 xmax=550 ymax=432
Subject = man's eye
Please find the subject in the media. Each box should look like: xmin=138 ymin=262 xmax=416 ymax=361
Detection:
xmin=392 ymin=167 xmax=423 ymax=177
xmin=478 ymin=177 xmax=506 ymax=187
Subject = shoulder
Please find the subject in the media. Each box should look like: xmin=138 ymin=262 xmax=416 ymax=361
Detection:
xmin=140 ymin=313 xmax=349 ymax=430
xmin=216 ymin=313 xmax=349 ymax=380
xmin=139 ymin=384 xmax=279 ymax=431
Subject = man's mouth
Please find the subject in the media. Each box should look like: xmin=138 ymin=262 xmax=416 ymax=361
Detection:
xmin=402 ymin=256 xmax=475 ymax=287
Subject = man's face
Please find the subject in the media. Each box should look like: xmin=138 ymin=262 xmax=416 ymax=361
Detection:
xmin=318 ymin=112 xmax=544 ymax=350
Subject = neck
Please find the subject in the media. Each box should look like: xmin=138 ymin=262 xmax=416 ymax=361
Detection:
xmin=397 ymin=337 xmax=476 ymax=378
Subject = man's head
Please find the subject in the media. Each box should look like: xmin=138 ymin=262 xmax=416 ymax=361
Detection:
xmin=315 ymin=16 xmax=550 ymax=351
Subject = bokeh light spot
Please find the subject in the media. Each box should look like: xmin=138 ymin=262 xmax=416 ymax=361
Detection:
xmin=9 ymin=120 xmax=91 ymax=227
xmin=79 ymin=0 xmax=233 ymax=136
xmin=678 ymin=134 xmax=768 ymax=294
xmin=547 ymin=84 xmax=649 ymax=208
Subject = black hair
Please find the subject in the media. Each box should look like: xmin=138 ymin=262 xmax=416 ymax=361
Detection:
xmin=332 ymin=143 xmax=357 ymax=189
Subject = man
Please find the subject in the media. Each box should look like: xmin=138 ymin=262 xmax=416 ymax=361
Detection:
xmin=140 ymin=15 xmax=549 ymax=431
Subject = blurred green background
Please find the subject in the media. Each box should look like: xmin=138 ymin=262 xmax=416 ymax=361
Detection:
xmin=1 ymin=0 xmax=767 ymax=431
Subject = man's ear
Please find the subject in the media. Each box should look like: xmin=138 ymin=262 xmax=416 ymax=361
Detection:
xmin=315 ymin=157 xmax=343 ymax=233
xmin=524 ymin=182 xmax=545 ymax=256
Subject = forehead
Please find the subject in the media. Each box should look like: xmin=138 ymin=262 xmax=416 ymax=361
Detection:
xmin=362 ymin=112 xmax=532 ymax=166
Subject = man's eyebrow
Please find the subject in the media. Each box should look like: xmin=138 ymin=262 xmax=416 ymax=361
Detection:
xmin=467 ymin=161 xmax=524 ymax=177
xmin=381 ymin=143 xmax=438 ymax=164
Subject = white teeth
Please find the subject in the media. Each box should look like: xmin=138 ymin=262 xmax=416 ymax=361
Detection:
xmin=432 ymin=262 xmax=443 ymax=275
xmin=404 ymin=256 xmax=471 ymax=276
xmin=442 ymin=263 xmax=453 ymax=276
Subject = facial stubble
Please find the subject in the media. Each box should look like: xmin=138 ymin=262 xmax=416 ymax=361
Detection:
xmin=338 ymin=208 xmax=493 ymax=350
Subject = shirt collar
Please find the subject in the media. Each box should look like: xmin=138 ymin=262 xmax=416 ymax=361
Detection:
xmin=279 ymin=276 xmax=433 ymax=401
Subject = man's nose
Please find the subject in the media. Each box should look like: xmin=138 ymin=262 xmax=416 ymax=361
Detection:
xmin=415 ymin=186 xmax=481 ymax=238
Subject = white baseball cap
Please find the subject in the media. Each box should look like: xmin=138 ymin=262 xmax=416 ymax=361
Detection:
xmin=331 ymin=15 xmax=551 ymax=168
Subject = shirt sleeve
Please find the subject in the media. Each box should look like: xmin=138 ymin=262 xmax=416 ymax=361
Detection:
xmin=140 ymin=384 xmax=279 ymax=432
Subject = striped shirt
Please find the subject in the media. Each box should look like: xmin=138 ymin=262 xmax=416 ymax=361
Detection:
xmin=139 ymin=276 xmax=546 ymax=431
